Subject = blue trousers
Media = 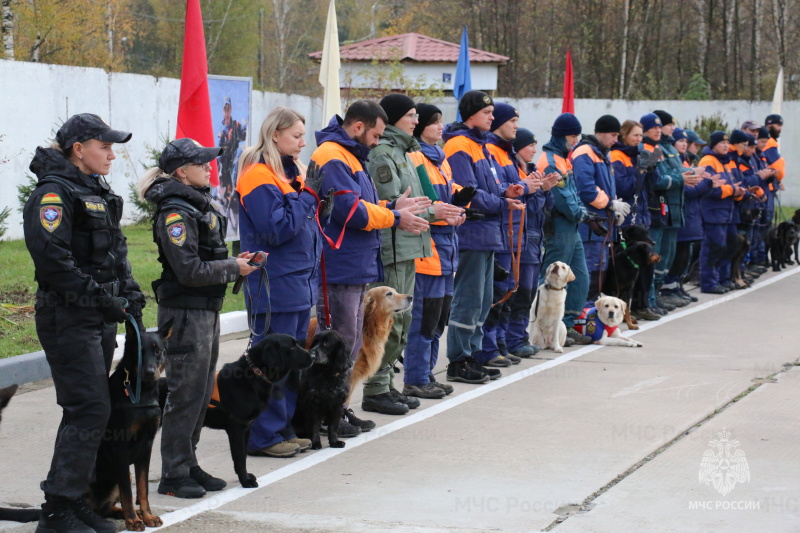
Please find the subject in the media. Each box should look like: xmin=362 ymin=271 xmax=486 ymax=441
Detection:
xmin=506 ymin=262 xmax=541 ymax=352
xmin=540 ymin=231 xmax=588 ymax=329
xmin=699 ymin=223 xmax=737 ymax=291
xmin=583 ymin=239 xmax=610 ymax=303
xmin=404 ymin=273 xmax=453 ymax=385
xmin=446 ymin=250 xmax=494 ymax=363
xmin=475 ymin=252 xmax=514 ymax=364
xmin=247 ymin=309 xmax=309 ymax=452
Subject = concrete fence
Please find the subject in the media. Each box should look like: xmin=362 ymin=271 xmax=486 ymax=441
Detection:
xmin=1 ymin=59 xmax=797 ymax=240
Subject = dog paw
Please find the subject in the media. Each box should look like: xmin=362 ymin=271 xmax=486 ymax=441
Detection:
xmin=553 ymin=347 xmax=563 ymax=353
xmin=635 ymin=342 xmax=643 ymax=347
xmin=330 ymin=441 xmax=346 ymax=448
xmin=125 ymin=519 xmax=146 ymax=532
xmin=241 ymin=474 xmax=258 ymax=488
xmin=142 ymin=515 xmax=162 ymax=527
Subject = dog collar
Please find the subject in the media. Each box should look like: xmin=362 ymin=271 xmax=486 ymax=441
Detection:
xmin=620 ymin=241 xmax=640 ymax=269
xmin=244 ymin=352 xmax=272 ymax=384
xmin=544 ymin=281 xmax=566 ymax=291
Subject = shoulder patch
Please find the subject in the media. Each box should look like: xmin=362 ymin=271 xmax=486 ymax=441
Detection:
xmin=208 ymin=213 xmax=217 ymax=230
xmin=376 ymin=165 xmax=393 ymax=184
xmin=167 ymin=222 xmax=186 ymax=246
xmin=40 ymin=206 xmax=62 ymax=232
xmin=165 ymin=212 xmax=183 ymax=225
xmin=40 ymin=193 xmax=63 ymax=205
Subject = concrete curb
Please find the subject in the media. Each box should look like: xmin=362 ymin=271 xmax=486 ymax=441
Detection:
xmin=0 ymin=311 xmax=250 ymax=388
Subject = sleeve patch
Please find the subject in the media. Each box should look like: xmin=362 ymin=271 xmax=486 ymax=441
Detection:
xmin=165 ymin=212 xmax=183 ymax=225
xmin=40 ymin=193 xmax=63 ymax=205
xmin=40 ymin=206 xmax=63 ymax=232
xmin=167 ymin=222 xmax=186 ymax=246
xmin=376 ymin=165 xmax=393 ymax=184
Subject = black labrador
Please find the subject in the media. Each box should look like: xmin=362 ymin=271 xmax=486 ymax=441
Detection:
xmin=766 ymin=221 xmax=798 ymax=271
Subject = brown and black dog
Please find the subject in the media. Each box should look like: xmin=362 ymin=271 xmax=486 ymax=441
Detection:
xmin=0 ymin=385 xmax=42 ymax=523
xmin=88 ymin=317 xmax=173 ymax=532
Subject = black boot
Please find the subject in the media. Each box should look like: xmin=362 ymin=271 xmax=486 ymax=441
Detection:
xmin=36 ymin=495 xmax=95 ymax=533
xmin=71 ymin=498 xmax=118 ymax=533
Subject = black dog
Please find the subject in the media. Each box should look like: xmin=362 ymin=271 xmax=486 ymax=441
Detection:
xmin=766 ymin=221 xmax=798 ymax=271
xmin=604 ymin=225 xmax=660 ymax=330
xmin=88 ymin=318 xmax=172 ymax=532
xmin=167 ymin=333 xmax=314 ymax=489
xmin=0 ymin=385 xmax=42 ymax=523
xmin=792 ymin=209 xmax=800 ymax=264
xmin=293 ymin=330 xmax=351 ymax=450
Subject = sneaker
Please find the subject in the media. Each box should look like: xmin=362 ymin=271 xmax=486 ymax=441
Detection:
xmin=564 ymin=336 xmax=575 ymax=347
xmin=37 ymin=496 xmax=96 ymax=533
xmin=446 ymin=359 xmax=489 ymax=384
xmin=403 ymin=383 xmax=446 ymax=399
xmin=247 ymin=440 xmax=300 ymax=458
xmin=486 ymin=355 xmax=512 ymax=367
xmin=504 ymin=353 xmax=522 ymax=365
xmin=659 ymin=292 xmax=688 ymax=307
xmin=344 ymin=408 xmax=376 ymax=432
xmin=362 ymin=392 xmax=410 ymax=415
xmin=321 ymin=418 xmax=363 ymax=438
xmin=71 ymin=498 xmax=117 ymax=533
xmin=388 ymin=388 xmax=420 ymax=409
xmin=510 ymin=343 xmax=539 ymax=358
xmin=189 ymin=465 xmax=227 ymax=491
xmin=286 ymin=437 xmax=312 ymax=452
xmin=630 ymin=308 xmax=661 ymax=321
xmin=157 ymin=475 xmax=207 ymax=498
xmin=465 ymin=357 xmax=501 ymax=380
xmin=431 ymin=380 xmax=454 ymax=395
xmin=701 ymin=285 xmax=727 ymax=294
xmin=566 ymin=328 xmax=592 ymax=345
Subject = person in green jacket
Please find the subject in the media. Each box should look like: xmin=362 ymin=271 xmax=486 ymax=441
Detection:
xmin=362 ymin=94 xmax=464 ymax=416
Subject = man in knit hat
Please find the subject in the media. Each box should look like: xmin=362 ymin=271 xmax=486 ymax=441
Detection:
xmin=362 ymin=94 xmax=464 ymax=415
xmin=443 ymin=90 xmax=525 ymax=384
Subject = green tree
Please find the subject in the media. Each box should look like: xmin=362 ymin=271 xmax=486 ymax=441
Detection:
xmin=682 ymin=73 xmax=711 ymax=100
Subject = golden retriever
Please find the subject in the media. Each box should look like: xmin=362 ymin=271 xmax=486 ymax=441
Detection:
xmin=574 ymin=295 xmax=643 ymax=348
xmin=530 ymin=261 xmax=574 ymax=353
xmin=307 ymin=286 xmax=413 ymax=403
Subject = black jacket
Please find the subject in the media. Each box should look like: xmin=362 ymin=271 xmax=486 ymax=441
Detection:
xmin=23 ymin=147 xmax=144 ymax=313
xmin=145 ymin=178 xmax=239 ymax=310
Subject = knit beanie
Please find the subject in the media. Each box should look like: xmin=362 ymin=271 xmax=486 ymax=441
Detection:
xmin=672 ymin=128 xmax=687 ymax=142
xmin=746 ymin=134 xmax=757 ymax=147
xmin=379 ymin=93 xmax=416 ymax=126
xmin=513 ymin=128 xmax=537 ymax=152
xmin=653 ymin=109 xmax=674 ymax=125
xmin=595 ymin=115 xmax=621 ymax=134
xmin=458 ymin=90 xmax=493 ymax=122
xmin=640 ymin=113 xmax=662 ymax=132
xmin=757 ymin=126 xmax=771 ymax=140
xmin=708 ymin=131 xmax=729 ymax=150
xmin=551 ymin=113 xmax=582 ymax=136
xmin=490 ymin=102 xmax=519 ymax=132
xmin=412 ymin=103 xmax=442 ymax=139
xmin=729 ymin=129 xmax=749 ymax=145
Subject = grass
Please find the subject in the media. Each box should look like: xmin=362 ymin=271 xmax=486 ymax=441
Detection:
xmin=0 ymin=222 xmax=246 ymax=359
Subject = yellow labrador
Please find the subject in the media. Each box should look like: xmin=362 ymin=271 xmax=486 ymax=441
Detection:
xmin=530 ymin=261 xmax=574 ymax=353
xmin=575 ymin=295 xmax=643 ymax=348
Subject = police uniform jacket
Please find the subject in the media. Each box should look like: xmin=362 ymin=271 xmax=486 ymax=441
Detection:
xmin=24 ymin=147 xmax=144 ymax=313
xmin=572 ymin=135 xmax=616 ymax=242
xmin=146 ymin=178 xmax=239 ymax=311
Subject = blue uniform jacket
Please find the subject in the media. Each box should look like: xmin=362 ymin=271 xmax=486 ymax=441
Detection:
xmin=486 ymin=133 xmax=527 ymax=253
xmin=537 ymin=137 xmax=587 ymax=234
xmin=652 ymin=135 xmax=686 ymax=228
xmin=516 ymin=162 xmax=553 ymax=264
xmin=572 ymin=135 xmax=616 ymax=242
xmin=609 ymin=142 xmax=655 ymax=227
xmin=698 ymin=148 xmax=737 ymax=225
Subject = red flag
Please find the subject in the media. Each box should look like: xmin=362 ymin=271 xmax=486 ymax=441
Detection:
xmin=562 ymin=49 xmax=574 ymax=114
xmin=176 ymin=0 xmax=218 ymax=186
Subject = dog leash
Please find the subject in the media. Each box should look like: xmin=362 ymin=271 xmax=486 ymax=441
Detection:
xmin=122 ymin=311 xmax=143 ymax=405
xmin=243 ymin=259 xmax=271 ymax=351
xmin=493 ymin=207 xmax=526 ymax=307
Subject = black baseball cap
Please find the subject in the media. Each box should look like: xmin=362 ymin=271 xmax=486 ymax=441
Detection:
xmin=765 ymin=114 xmax=783 ymax=126
xmin=158 ymin=138 xmax=222 ymax=174
xmin=56 ymin=113 xmax=132 ymax=151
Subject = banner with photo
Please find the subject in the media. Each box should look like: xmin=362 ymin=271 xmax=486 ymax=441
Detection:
xmin=208 ymin=74 xmax=252 ymax=240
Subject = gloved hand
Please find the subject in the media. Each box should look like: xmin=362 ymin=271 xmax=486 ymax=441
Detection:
xmin=614 ymin=211 xmax=625 ymax=226
xmin=585 ymin=213 xmax=608 ymax=237
xmin=451 ymin=186 xmax=477 ymax=206
xmin=637 ymin=146 xmax=662 ymax=170
xmin=124 ymin=293 xmax=145 ymax=320
xmin=319 ymin=188 xmax=335 ymax=220
xmin=303 ymin=161 xmax=325 ymax=195
xmin=463 ymin=207 xmax=485 ymax=221
xmin=100 ymin=295 xmax=128 ymax=323
xmin=610 ymin=199 xmax=631 ymax=217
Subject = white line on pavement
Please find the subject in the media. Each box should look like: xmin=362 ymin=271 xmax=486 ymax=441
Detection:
xmin=157 ymin=266 xmax=800 ymax=529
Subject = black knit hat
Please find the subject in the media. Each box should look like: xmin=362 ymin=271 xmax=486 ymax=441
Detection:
xmin=159 ymin=138 xmax=222 ymax=174
xmin=595 ymin=115 xmax=621 ymax=134
xmin=56 ymin=113 xmax=132 ymax=151
xmin=729 ymin=129 xmax=749 ymax=146
xmin=513 ymin=128 xmax=537 ymax=152
xmin=757 ymin=127 xmax=771 ymax=140
xmin=653 ymin=109 xmax=674 ymax=126
xmin=708 ymin=131 xmax=729 ymax=149
xmin=458 ymin=90 xmax=494 ymax=122
xmin=413 ymin=103 xmax=442 ymax=139
xmin=379 ymin=93 xmax=416 ymax=126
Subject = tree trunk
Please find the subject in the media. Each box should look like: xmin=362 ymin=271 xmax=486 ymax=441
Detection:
xmin=619 ymin=0 xmax=630 ymax=98
xmin=1 ymin=0 xmax=13 ymax=60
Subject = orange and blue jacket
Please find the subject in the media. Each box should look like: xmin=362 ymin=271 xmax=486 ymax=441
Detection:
xmin=486 ymin=133 xmax=527 ymax=253
xmin=761 ymin=137 xmax=785 ymax=182
xmin=516 ymin=161 xmax=553 ymax=264
xmin=536 ymin=137 xmax=586 ymax=229
xmin=237 ymin=157 xmax=321 ymax=313
xmin=443 ymin=123 xmax=508 ymax=252
xmin=572 ymin=135 xmax=616 ymax=241
xmin=311 ymin=117 xmax=399 ymax=285
xmin=698 ymin=147 xmax=737 ymax=224
xmin=410 ymin=142 xmax=459 ymax=276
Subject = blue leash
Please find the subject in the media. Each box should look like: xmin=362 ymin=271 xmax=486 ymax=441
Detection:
xmin=122 ymin=310 xmax=143 ymax=404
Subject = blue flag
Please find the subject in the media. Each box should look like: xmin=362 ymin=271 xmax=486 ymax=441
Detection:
xmin=454 ymin=26 xmax=472 ymax=121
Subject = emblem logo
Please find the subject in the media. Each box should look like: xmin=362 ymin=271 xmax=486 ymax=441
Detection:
xmin=40 ymin=193 xmax=63 ymax=205
xmin=40 ymin=206 xmax=62 ymax=232
xmin=482 ymin=95 xmax=492 ymax=104
xmin=699 ymin=429 xmax=750 ymax=496
xmin=168 ymin=222 xmax=186 ymax=246
xmin=165 ymin=213 xmax=183 ymax=225
xmin=208 ymin=213 xmax=217 ymax=230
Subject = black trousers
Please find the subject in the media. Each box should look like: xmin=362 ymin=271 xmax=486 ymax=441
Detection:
xmin=35 ymin=302 xmax=116 ymax=500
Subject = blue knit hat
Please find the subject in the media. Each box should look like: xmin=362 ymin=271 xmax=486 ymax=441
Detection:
xmin=672 ymin=128 xmax=687 ymax=142
xmin=513 ymin=128 xmax=537 ymax=152
xmin=551 ymin=113 xmax=582 ymax=136
xmin=490 ymin=103 xmax=519 ymax=132
xmin=729 ymin=129 xmax=749 ymax=145
xmin=640 ymin=113 xmax=662 ymax=132
xmin=746 ymin=134 xmax=757 ymax=147
xmin=708 ymin=131 xmax=729 ymax=149
xmin=757 ymin=127 xmax=770 ymax=140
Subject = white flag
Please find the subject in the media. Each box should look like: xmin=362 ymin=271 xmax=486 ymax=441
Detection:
xmin=771 ymin=67 xmax=783 ymax=115
xmin=319 ymin=0 xmax=342 ymax=127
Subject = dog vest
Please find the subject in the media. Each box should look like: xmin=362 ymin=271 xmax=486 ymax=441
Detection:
xmin=573 ymin=307 xmax=618 ymax=342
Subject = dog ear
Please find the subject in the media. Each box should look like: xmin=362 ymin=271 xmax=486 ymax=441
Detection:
xmin=567 ymin=266 xmax=576 ymax=282
xmin=157 ymin=317 xmax=175 ymax=340
xmin=0 ymin=384 xmax=18 ymax=410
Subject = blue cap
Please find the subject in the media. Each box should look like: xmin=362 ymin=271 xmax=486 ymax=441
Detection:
xmin=672 ymin=128 xmax=687 ymax=142
xmin=684 ymin=129 xmax=706 ymax=146
xmin=709 ymin=131 xmax=729 ymax=149
xmin=490 ymin=102 xmax=519 ymax=132
xmin=729 ymin=129 xmax=750 ymax=145
xmin=551 ymin=113 xmax=582 ymax=136
xmin=640 ymin=113 xmax=662 ymax=132
xmin=765 ymin=114 xmax=783 ymax=126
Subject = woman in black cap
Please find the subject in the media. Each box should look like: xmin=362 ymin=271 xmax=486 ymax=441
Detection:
xmin=138 ymin=138 xmax=258 ymax=499
xmin=23 ymin=113 xmax=145 ymax=533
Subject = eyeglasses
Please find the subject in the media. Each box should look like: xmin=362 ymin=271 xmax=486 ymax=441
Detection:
xmin=191 ymin=162 xmax=212 ymax=170
xmin=405 ymin=113 xmax=419 ymax=120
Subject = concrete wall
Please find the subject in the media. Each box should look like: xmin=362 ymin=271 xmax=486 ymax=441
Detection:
xmin=0 ymin=59 xmax=797 ymax=240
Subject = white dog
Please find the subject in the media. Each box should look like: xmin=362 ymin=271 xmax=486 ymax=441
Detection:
xmin=574 ymin=294 xmax=643 ymax=348
xmin=530 ymin=261 xmax=574 ymax=353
